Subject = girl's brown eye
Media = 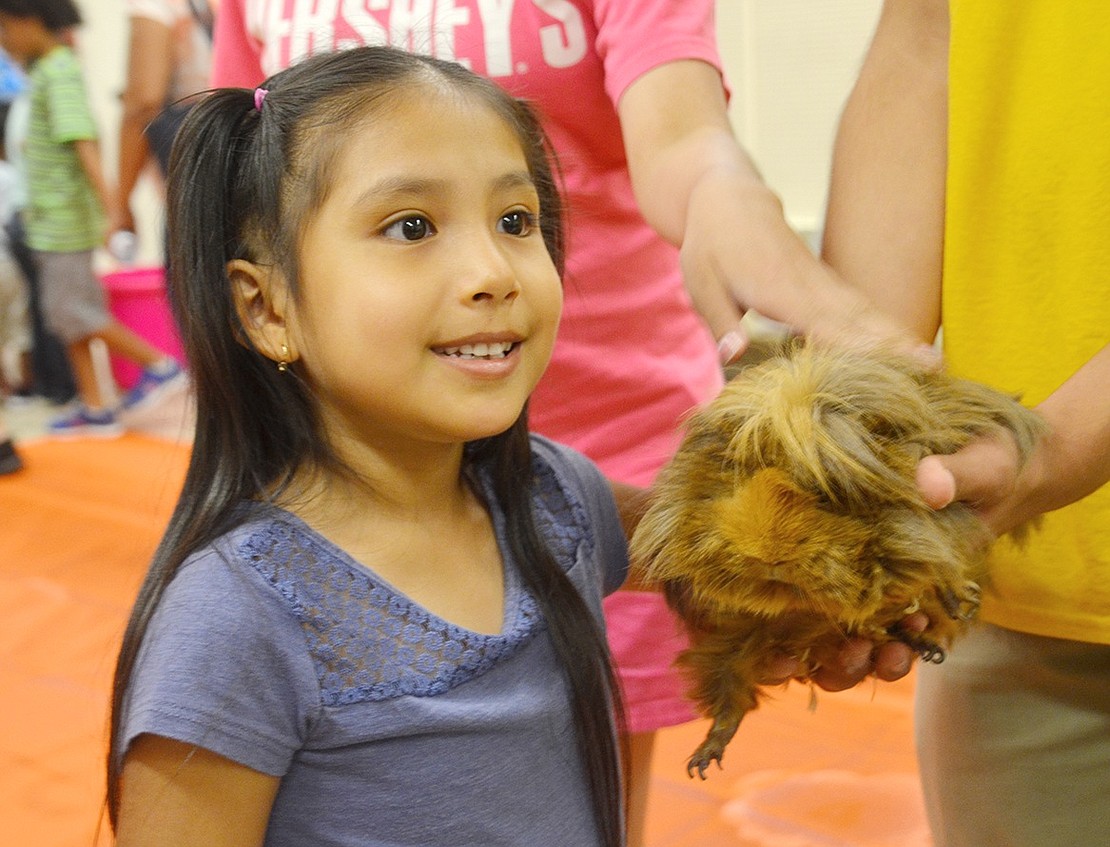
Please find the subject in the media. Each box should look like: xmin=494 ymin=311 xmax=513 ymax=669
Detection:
xmin=498 ymin=210 xmax=536 ymax=236
xmin=383 ymin=215 xmax=434 ymax=241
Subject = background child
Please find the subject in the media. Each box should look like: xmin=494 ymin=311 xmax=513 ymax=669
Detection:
xmin=108 ymin=46 xmax=626 ymax=846
xmin=0 ymin=47 xmax=26 ymax=396
xmin=0 ymin=149 xmax=30 ymax=395
xmin=0 ymin=0 xmax=183 ymax=438
xmin=2 ymin=45 xmax=76 ymax=405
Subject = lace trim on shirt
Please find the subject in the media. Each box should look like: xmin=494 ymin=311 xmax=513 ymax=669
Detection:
xmin=238 ymin=452 xmax=593 ymax=707
xmin=531 ymin=450 xmax=594 ymax=566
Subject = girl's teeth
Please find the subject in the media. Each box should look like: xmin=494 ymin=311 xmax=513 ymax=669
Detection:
xmin=445 ymin=342 xmax=511 ymax=358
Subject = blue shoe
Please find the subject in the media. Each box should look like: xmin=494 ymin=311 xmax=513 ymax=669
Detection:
xmin=121 ymin=360 xmax=187 ymax=413
xmin=47 ymin=405 xmax=123 ymax=439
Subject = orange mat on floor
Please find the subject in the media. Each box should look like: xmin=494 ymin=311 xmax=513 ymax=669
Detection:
xmin=0 ymin=436 xmax=931 ymax=847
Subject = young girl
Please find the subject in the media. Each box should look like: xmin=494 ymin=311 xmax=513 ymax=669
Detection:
xmin=108 ymin=46 xmax=626 ymax=847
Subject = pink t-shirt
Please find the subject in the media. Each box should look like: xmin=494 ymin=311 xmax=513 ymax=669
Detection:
xmin=212 ymin=0 xmax=723 ymax=489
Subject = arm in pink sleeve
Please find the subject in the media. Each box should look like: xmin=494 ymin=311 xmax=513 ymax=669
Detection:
xmin=592 ymin=0 xmax=720 ymax=105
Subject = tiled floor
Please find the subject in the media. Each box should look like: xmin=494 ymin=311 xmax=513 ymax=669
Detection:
xmin=0 ymin=388 xmax=930 ymax=847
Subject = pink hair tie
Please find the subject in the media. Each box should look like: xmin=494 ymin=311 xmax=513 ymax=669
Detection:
xmin=254 ymin=87 xmax=269 ymax=111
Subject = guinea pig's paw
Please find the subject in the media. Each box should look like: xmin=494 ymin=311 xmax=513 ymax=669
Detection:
xmin=687 ymin=737 xmax=727 ymax=780
xmin=937 ymin=582 xmax=981 ymax=621
xmin=890 ymin=626 xmax=947 ymax=664
xmin=687 ymin=714 xmax=743 ymax=780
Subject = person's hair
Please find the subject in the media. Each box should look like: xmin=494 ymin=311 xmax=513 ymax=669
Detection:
xmin=106 ymin=45 xmax=624 ymax=846
xmin=0 ymin=0 xmax=82 ymax=31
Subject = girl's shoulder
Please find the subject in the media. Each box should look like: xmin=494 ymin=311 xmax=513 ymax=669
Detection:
xmin=528 ymin=434 xmax=604 ymax=557
xmin=529 ymin=433 xmax=613 ymax=511
xmin=527 ymin=434 xmax=627 ymax=593
xmin=529 ymin=432 xmax=601 ymax=482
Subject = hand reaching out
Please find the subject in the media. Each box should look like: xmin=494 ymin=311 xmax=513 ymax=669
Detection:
xmin=678 ymin=174 xmax=941 ymax=369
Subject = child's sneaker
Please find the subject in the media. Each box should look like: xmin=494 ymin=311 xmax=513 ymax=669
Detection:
xmin=121 ymin=360 xmax=187 ymax=414
xmin=0 ymin=438 xmax=23 ymax=474
xmin=47 ymin=405 xmax=123 ymax=439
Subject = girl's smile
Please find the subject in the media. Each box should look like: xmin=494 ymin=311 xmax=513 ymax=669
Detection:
xmin=432 ymin=335 xmax=524 ymax=377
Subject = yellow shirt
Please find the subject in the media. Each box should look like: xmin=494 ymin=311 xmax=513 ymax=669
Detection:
xmin=944 ymin=0 xmax=1110 ymax=643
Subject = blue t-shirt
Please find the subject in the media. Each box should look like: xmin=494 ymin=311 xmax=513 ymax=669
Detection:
xmin=119 ymin=436 xmax=628 ymax=846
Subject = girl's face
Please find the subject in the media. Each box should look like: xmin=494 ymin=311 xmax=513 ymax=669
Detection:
xmin=275 ymin=89 xmax=562 ymax=461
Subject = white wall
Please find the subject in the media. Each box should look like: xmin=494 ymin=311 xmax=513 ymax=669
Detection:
xmin=75 ymin=0 xmax=163 ymax=267
xmin=74 ymin=0 xmax=884 ymax=261
xmin=717 ymin=0 xmax=882 ymax=240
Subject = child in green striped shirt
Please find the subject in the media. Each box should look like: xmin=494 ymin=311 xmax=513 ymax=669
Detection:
xmin=0 ymin=0 xmax=184 ymax=438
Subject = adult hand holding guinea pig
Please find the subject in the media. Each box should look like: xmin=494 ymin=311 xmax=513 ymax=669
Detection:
xmin=917 ymin=340 xmax=1110 ymax=537
xmin=763 ymin=613 xmax=927 ymax=690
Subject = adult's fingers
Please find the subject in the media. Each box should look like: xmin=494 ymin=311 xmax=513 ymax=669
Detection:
xmin=916 ymin=455 xmax=957 ymax=508
xmin=916 ymin=434 xmax=1021 ymax=511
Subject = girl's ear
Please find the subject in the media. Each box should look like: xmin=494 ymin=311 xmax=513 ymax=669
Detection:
xmin=227 ymin=259 xmax=298 ymax=366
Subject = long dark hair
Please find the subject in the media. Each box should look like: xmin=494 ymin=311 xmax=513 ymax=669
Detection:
xmin=106 ymin=46 xmax=624 ymax=845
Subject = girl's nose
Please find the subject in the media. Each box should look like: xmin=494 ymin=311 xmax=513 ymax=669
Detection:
xmin=461 ymin=236 xmax=521 ymax=303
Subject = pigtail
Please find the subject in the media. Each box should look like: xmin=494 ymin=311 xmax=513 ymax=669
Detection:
xmin=475 ymin=421 xmax=627 ymax=847
xmin=106 ymin=87 xmax=321 ymax=828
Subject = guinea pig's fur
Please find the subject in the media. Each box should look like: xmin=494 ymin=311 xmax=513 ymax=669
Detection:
xmin=630 ymin=342 xmax=1046 ymax=778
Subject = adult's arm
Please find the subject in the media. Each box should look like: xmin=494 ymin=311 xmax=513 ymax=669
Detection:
xmin=821 ymin=0 xmax=950 ymax=343
xmin=918 ymin=341 xmax=1110 ymax=533
xmin=114 ymin=734 xmax=279 ymax=847
xmin=114 ymin=15 xmax=174 ymax=234
xmin=824 ymin=3 xmax=1110 ymax=528
xmin=617 ymin=58 xmax=937 ymax=366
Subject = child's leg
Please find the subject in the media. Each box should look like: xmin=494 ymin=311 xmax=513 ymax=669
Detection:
xmin=6 ymin=217 xmax=76 ymax=402
xmin=89 ymin=320 xmax=185 ymax=416
xmin=93 ymin=318 xmax=171 ymax=369
xmin=46 ymin=336 xmax=124 ymax=437
xmin=34 ymin=250 xmax=115 ymax=408
xmin=66 ymin=334 xmax=112 ymax=410
xmin=34 ymin=251 xmax=124 ymax=435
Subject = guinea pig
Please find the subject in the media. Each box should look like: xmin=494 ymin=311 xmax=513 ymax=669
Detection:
xmin=629 ymin=342 xmax=1046 ymax=778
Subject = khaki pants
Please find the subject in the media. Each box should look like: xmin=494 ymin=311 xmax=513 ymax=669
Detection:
xmin=915 ymin=622 xmax=1110 ymax=847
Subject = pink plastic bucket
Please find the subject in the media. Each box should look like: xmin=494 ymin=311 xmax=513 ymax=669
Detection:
xmin=102 ymin=267 xmax=184 ymax=389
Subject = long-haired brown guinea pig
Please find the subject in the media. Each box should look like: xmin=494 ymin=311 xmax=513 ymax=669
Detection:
xmin=630 ymin=342 xmax=1046 ymax=779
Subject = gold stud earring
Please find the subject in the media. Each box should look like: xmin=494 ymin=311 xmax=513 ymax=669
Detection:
xmin=277 ymin=344 xmax=289 ymax=373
